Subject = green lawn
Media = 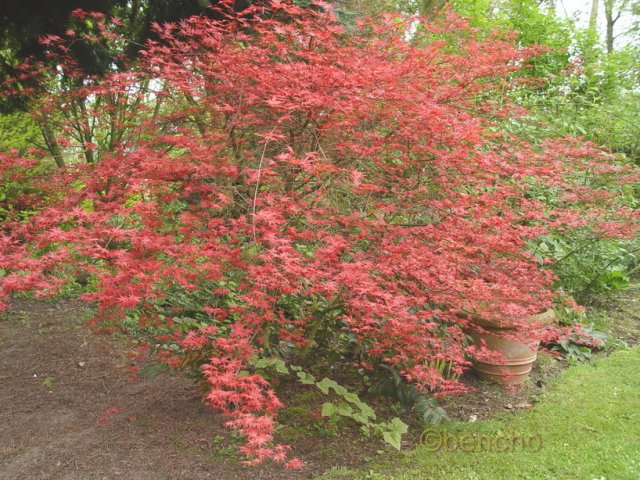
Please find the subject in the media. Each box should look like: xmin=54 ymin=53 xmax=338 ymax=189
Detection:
xmin=322 ymin=346 xmax=640 ymax=480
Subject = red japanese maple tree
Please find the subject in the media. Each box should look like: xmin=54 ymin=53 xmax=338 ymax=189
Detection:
xmin=1 ymin=0 xmax=638 ymax=466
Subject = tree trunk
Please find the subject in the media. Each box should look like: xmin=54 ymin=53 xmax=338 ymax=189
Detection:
xmin=605 ymin=7 xmax=614 ymax=53
xmin=40 ymin=123 xmax=65 ymax=168
xmin=589 ymin=0 xmax=599 ymax=31
xmin=603 ymin=0 xmax=619 ymax=54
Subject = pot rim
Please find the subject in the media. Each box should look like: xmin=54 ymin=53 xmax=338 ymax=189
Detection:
xmin=465 ymin=308 xmax=556 ymax=330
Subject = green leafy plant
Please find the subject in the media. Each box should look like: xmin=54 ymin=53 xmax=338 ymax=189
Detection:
xmin=544 ymin=324 xmax=608 ymax=362
xmin=255 ymin=360 xmax=409 ymax=450
xmin=531 ymin=229 xmax=638 ymax=300
xmin=370 ymin=365 xmax=450 ymax=426
xmin=42 ymin=377 xmax=54 ymax=390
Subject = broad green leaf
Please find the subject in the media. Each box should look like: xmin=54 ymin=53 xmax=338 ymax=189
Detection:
xmin=316 ymin=377 xmax=339 ymax=394
xmin=321 ymin=402 xmax=337 ymax=417
xmin=296 ymin=371 xmax=316 ymax=385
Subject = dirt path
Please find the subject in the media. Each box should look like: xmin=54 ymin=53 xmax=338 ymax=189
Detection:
xmin=0 ymin=300 xmax=324 ymax=480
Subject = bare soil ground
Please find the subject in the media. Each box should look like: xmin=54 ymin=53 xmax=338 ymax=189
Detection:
xmin=0 ymin=299 xmax=377 ymax=480
xmin=2 ymin=288 xmax=637 ymax=480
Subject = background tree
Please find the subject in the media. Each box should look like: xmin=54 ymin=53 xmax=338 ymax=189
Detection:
xmin=603 ymin=0 xmax=637 ymax=53
xmin=0 ymin=0 xmax=224 ymax=87
xmin=591 ymin=0 xmax=600 ymax=30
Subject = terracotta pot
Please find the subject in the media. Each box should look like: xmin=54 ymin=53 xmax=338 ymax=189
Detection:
xmin=468 ymin=309 xmax=555 ymax=385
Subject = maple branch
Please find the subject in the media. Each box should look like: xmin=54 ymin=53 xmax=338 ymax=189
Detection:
xmin=252 ymin=126 xmax=278 ymax=241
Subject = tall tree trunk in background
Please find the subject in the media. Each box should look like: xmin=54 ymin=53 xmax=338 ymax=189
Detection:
xmin=605 ymin=2 xmax=615 ymax=53
xmin=603 ymin=0 xmax=628 ymax=54
xmin=420 ymin=0 xmax=448 ymax=17
xmin=40 ymin=123 xmax=65 ymax=168
xmin=589 ymin=0 xmax=600 ymax=31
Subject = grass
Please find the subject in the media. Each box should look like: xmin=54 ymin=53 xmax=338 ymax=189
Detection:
xmin=320 ymin=346 xmax=640 ymax=480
